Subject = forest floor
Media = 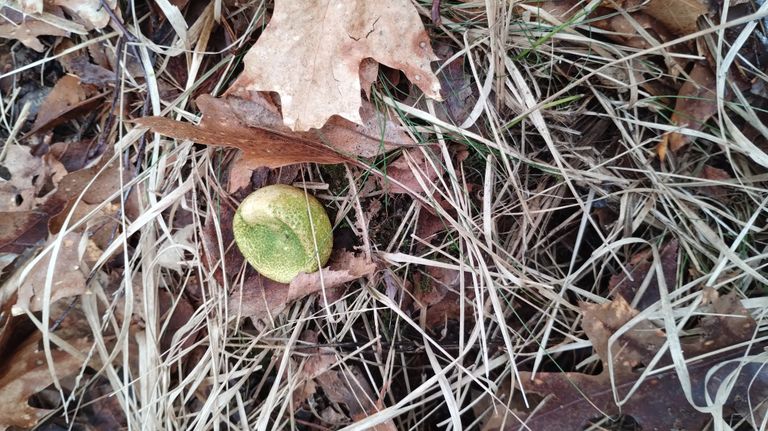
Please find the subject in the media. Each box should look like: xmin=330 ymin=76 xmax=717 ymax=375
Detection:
xmin=1 ymin=1 xmax=768 ymax=430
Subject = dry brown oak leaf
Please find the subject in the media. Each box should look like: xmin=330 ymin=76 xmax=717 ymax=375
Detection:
xmin=227 ymin=0 xmax=442 ymax=131
xmin=515 ymin=291 xmax=762 ymax=430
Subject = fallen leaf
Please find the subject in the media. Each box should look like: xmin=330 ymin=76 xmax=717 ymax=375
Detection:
xmin=380 ymin=146 xmax=443 ymax=195
xmin=28 ymin=74 xmax=103 ymax=135
xmin=0 ymin=210 xmax=51 ymax=254
xmin=226 ymin=0 xmax=442 ymax=131
xmin=0 ymin=8 xmax=69 ymax=52
xmin=0 ymin=335 xmax=88 ymax=430
xmin=359 ymin=57 xmax=379 ymax=99
xmin=699 ymin=165 xmax=731 ymax=198
xmin=56 ymin=40 xmax=115 ymax=87
xmin=539 ymin=0 xmax=711 ymax=38
xmin=0 ymin=149 xmax=130 ymax=257
xmin=0 ymin=145 xmax=45 ymax=212
xmin=658 ymin=62 xmax=718 ymax=157
xmin=225 ymin=89 xmax=411 ymax=158
xmin=515 ymin=290 xmax=761 ymax=430
xmin=406 ymin=42 xmax=478 ymax=127
xmin=226 ymin=152 xmax=257 ymax=193
xmin=136 ymin=95 xmax=348 ymax=170
xmin=52 ymin=0 xmax=113 ymax=30
xmin=229 ymin=250 xmax=376 ymax=320
xmin=609 ymin=240 xmax=678 ymax=311
xmin=292 ymin=331 xmax=396 ymax=430
xmin=643 ymin=0 xmax=711 ymax=36
xmin=14 ymin=231 xmax=100 ymax=313
xmin=138 ymin=91 xmax=413 ymax=170
xmin=47 ymin=138 xmax=100 ymax=172
xmin=17 ymin=0 xmax=115 ymax=30
xmin=412 ymin=265 xmax=473 ymax=328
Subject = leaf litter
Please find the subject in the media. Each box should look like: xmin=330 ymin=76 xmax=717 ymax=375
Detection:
xmin=514 ymin=290 xmax=764 ymax=430
xmin=2 ymin=0 xmax=768 ymax=429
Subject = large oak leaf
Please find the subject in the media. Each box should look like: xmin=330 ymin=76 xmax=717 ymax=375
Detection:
xmin=228 ymin=0 xmax=442 ymax=131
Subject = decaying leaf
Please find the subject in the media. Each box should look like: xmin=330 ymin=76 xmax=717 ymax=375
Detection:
xmin=643 ymin=0 xmax=711 ymax=36
xmin=13 ymin=0 xmax=115 ymax=29
xmin=0 ymin=8 xmax=69 ymax=52
xmin=412 ymin=265 xmax=473 ymax=328
xmin=56 ymin=41 xmax=115 ymax=87
xmin=515 ymin=290 xmax=761 ymax=430
xmin=137 ymin=95 xmax=347 ymax=170
xmin=0 ymin=336 xmax=88 ymax=430
xmin=227 ymin=0 xmax=442 ymax=131
xmin=524 ymin=0 xmax=711 ymax=39
xmin=13 ymin=231 xmax=100 ymax=313
xmin=404 ymin=42 xmax=479 ymax=127
xmin=699 ymin=164 xmax=732 ymax=198
xmin=229 ymin=250 xmax=376 ymax=320
xmin=608 ymin=240 xmax=678 ymax=311
xmin=0 ymin=145 xmax=45 ymax=212
xmin=381 ymin=146 xmax=443 ymax=195
xmin=51 ymin=0 xmax=113 ymax=30
xmin=292 ymin=331 xmax=396 ymax=430
xmin=0 ymin=210 xmax=50 ymax=254
xmin=658 ymin=62 xmax=718 ymax=158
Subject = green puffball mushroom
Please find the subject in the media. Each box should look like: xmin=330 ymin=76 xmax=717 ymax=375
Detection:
xmin=233 ymin=184 xmax=333 ymax=283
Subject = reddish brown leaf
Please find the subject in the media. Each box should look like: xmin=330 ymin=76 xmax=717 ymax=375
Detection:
xmin=644 ymin=0 xmax=711 ymax=36
xmin=30 ymin=75 xmax=102 ymax=134
xmin=380 ymin=146 xmax=443 ymax=195
xmin=0 ymin=149 xmax=132 ymax=255
xmin=136 ymin=95 xmax=348 ymax=170
xmin=412 ymin=265 xmax=473 ymax=328
xmin=225 ymin=89 xmax=411 ymax=158
xmin=138 ymin=91 xmax=412 ymax=169
xmin=47 ymin=139 xmax=99 ymax=173
xmin=0 ymin=210 xmax=51 ymax=254
xmin=56 ymin=40 xmax=115 ymax=87
xmin=699 ymin=165 xmax=731 ymax=198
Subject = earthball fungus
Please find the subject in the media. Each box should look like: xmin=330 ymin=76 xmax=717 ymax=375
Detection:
xmin=233 ymin=184 xmax=333 ymax=283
